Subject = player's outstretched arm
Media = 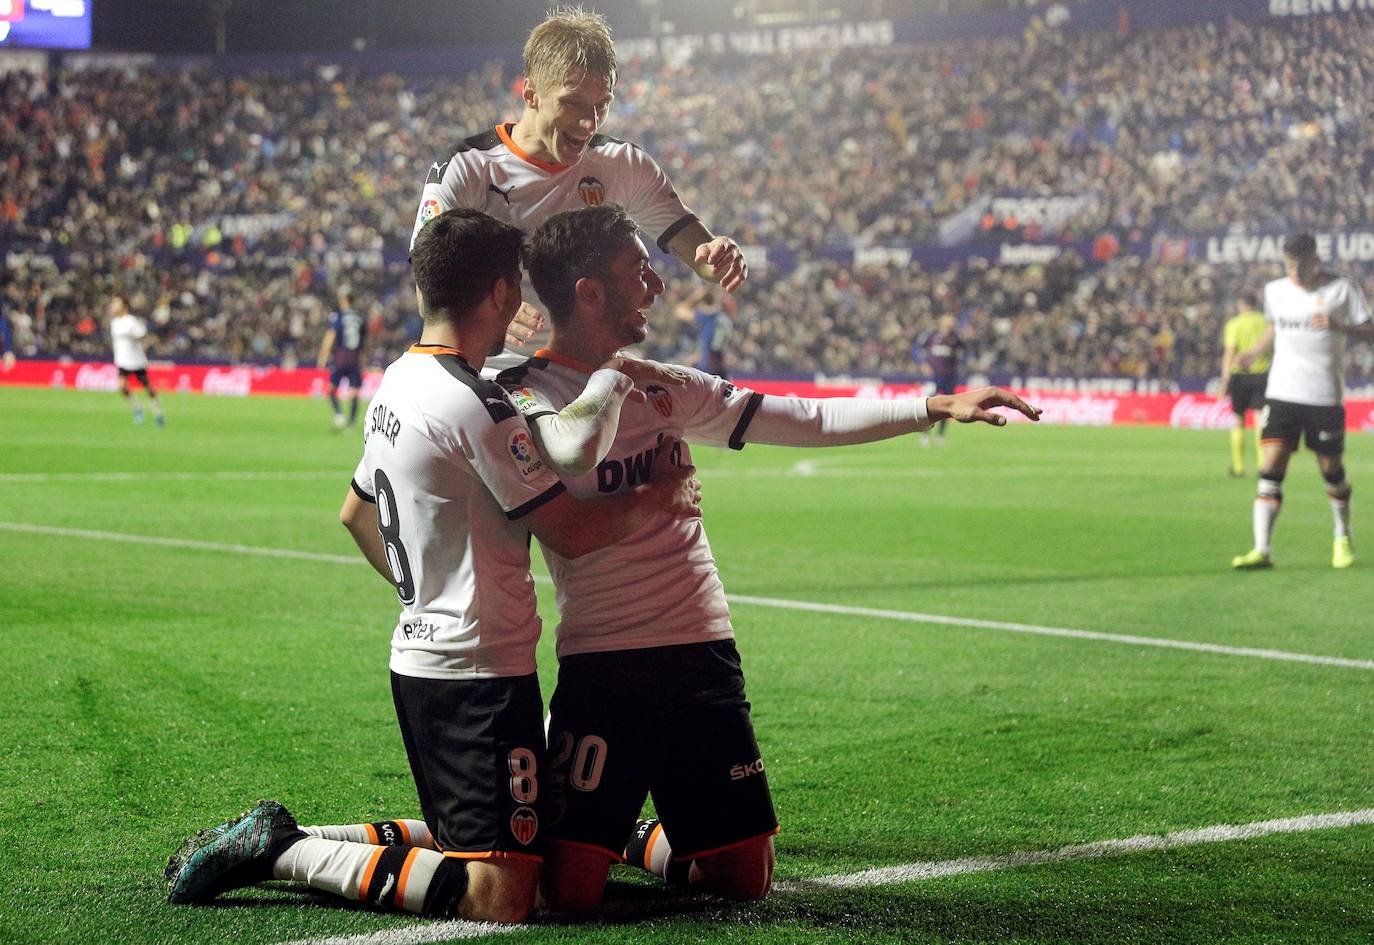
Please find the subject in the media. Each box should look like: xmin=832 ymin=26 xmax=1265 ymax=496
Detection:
xmin=665 ymin=220 xmax=748 ymax=293
xmin=340 ymin=488 xmax=393 ymax=581
xmin=927 ymin=387 xmax=1042 ymax=426
xmin=524 ymin=438 xmax=701 ymax=559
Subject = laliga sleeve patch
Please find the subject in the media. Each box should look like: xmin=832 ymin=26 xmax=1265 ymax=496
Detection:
xmin=508 ymin=428 xmax=545 ymax=481
xmin=420 ymin=197 xmax=442 ymax=225
xmin=509 ymin=387 xmax=538 ymax=412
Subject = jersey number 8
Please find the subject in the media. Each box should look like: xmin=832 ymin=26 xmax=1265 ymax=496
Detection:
xmin=374 ymin=469 xmax=417 ymax=604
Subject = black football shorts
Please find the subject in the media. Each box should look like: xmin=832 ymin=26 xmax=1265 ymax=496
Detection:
xmin=1226 ymin=372 xmax=1267 ymax=414
xmin=391 ymin=671 xmax=545 ymax=861
xmin=544 ymin=640 xmax=778 ymax=862
xmin=1260 ymin=399 xmax=1346 ymax=456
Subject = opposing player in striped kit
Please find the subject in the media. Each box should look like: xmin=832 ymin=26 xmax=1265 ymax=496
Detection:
xmin=501 ymin=206 xmax=1041 ymax=910
xmin=164 ymin=209 xmax=702 ymax=923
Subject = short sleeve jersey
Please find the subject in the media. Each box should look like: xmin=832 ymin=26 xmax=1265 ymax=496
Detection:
xmin=410 ymin=123 xmax=696 ymax=253
xmin=1222 ymin=310 xmax=1270 ymax=375
xmin=329 ymin=308 xmax=367 ymax=368
xmin=351 ymin=346 xmax=567 ymax=680
xmin=497 ymin=351 xmax=764 ymax=659
xmin=109 ymin=314 xmax=149 ymax=371
xmin=1263 ymin=275 xmax=1372 ymax=406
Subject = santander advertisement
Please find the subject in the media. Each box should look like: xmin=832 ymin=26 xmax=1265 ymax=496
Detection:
xmin=4 ymin=360 xmax=1374 ymax=432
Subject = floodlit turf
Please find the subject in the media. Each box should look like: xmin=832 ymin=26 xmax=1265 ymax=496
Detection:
xmin=2 ymin=386 xmax=1371 ymax=945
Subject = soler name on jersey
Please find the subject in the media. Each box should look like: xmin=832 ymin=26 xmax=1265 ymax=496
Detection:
xmin=368 ymin=402 xmax=402 ymax=447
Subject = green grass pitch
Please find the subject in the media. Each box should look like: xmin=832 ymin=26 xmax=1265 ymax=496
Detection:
xmin=2 ymin=386 xmax=1372 ymax=945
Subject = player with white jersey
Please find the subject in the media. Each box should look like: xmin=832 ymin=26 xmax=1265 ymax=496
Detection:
xmin=108 ymin=295 xmax=164 ymax=427
xmin=1233 ymin=232 xmax=1374 ymax=571
xmin=409 ymin=7 xmax=747 ymax=372
xmin=164 ymin=209 xmax=702 ymax=924
xmin=500 ymin=205 xmax=1042 ymax=912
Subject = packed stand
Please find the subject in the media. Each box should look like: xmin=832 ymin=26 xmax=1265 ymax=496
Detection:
xmin=1 ymin=12 xmax=1371 ymax=378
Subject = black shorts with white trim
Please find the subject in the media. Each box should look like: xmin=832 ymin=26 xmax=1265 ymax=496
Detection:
xmin=544 ymin=640 xmax=778 ymax=861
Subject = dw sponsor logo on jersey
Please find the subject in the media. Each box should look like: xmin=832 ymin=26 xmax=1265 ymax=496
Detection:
xmin=508 ymin=429 xmax=543 ymax=480
xmin=577 ymin=176 xmax=606 ymax=207
xmin=510 ymin=806 xmax=538 ymax=846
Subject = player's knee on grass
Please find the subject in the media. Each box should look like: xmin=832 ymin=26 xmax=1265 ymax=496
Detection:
xmin=541 ymin=843 xmax=614 ymax=914
xmin=693 ymin=836 xmax=775 ymax=901
xmin=458 ymin=858 xmax=539 ymax=924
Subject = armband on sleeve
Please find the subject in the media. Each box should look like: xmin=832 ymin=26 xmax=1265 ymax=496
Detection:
xmin=526 ymin=369 xmax=635 ymax=476
xmin=744 ymin=396 xmax=931 ymax=447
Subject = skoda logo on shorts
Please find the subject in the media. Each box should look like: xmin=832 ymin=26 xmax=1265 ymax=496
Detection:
xmin=510 ymin=806 xmax=538 ymax=846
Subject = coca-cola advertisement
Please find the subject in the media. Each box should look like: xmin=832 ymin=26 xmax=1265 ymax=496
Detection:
xmin=3 ymin=360 xmax=1374 ymax=432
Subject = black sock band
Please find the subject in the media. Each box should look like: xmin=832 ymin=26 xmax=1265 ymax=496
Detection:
xmin=420 ymin=858 xmax=469 ymax=917
xmin=364 ymin=846 xmax=411 ymax=906
xmin=370 ymin=821 xmax=409 ymax=846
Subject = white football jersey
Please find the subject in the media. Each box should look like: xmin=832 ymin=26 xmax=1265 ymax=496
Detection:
xmin=352 ymin=345 xmax=567 ymax=680
xmin=497 ymin=351 xmax=764 ymax=659
xmin=1263 ymin=275 xmax=1372 ymax=406
xmin=410 ymin=123 xmax=696 ymax=253
xmin=109 ymin=314 xmax=149 ymax=370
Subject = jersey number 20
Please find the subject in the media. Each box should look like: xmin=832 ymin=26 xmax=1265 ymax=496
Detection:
xmin=374 ymin=469 xmax=416 ymax=604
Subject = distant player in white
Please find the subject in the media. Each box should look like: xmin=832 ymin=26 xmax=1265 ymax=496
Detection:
xmin=1233 ymin=233 xmax=1374 ymax=570
xmin=498 ymin=206 xmax=1041 ymax=912
xmin=409 ymin=7 xmax=747 ymax=372
xmin=164 ymin=209 xmax=702 ymax=923
xmin=108 ymin=295 xmax=164 ymax=427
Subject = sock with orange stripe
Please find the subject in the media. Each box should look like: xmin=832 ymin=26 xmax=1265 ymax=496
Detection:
xmin=1254 ymin=475 xmax=1282 ymax=554
xmin=624 ymin=819 xmax=691 ymax=886
xmin=271 ymin=838 xmax=467 ymax=915
xmin=303 ymin=819 xmax=437 ymax=850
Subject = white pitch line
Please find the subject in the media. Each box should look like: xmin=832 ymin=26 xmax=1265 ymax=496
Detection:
xmin=0 ymin=522 xmax=361 ymax=566
xmin=782 ymin=807 xmax=1374 ymax=891
xmin=0 ymin=470 xmax=342 ymax=483
xmin=3 ymin=521 xmax=1372 ymax=672
xmin=275 ymin=807 xmax=1374 ymax=945
xmin=727 ymin=593 xmax=1374 ymax=672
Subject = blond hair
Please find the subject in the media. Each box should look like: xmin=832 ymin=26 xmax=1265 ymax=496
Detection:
xmin=524 ymin=6 xmax=617 ymax=95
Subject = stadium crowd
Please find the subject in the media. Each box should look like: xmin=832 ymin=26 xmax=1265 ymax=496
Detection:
xmin=1 ymin=12 xmax=1371 ymax=379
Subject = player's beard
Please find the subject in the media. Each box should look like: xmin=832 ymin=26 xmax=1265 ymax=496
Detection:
xmin=602 ymin=283 xmax=648 ymax=347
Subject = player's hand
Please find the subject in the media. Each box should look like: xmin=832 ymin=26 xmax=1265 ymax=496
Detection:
xmin=1309 ymin=313 xmax=1331 ymax=331
xmin=695 ymin=237 xmax=748 ymax=293
xmin=505 ymin=302 xmax=546 ymax=350
xmin=928 ymin=387 xmax=1042 ymax=426
xmin=1 ymin=351 xmax=14 ymax=373
xmin=636 ymin=436 xmax=701 ymax=518
xmin=604 ymin=355 xmax=689 ymax=404
xmin=1236 ymin=351 xmax=1255 ymax=369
